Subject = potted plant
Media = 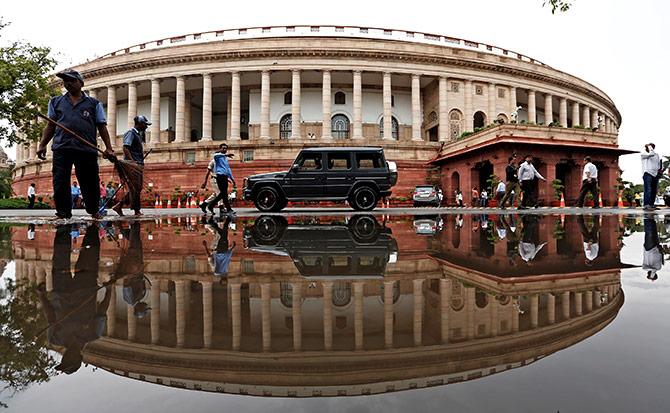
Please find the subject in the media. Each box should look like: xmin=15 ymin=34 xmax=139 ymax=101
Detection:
xmin=551 ymin=179 xmax=565 ymax=207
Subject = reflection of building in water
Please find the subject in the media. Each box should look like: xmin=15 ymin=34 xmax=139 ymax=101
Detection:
xmin=12 ymin=215 xmax=623 ymax=397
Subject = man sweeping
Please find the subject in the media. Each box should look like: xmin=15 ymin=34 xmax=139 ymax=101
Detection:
xmin=37 ymin=69 xmax=116 ymax=220
xmin=112 ymin=115 xmax=150 ymax=216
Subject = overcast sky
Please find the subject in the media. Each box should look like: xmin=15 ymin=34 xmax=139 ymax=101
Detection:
xmin=1 ymin=0 xmax=668 ymax=182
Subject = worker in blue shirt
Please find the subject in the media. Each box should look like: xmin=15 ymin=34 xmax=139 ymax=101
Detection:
xmin=203 ymin=143 xmax=236 ymax=214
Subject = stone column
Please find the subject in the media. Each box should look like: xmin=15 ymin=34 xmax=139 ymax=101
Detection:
xmin=150 ymin=278 xmax=160 ymax=344
xmin=574 ymin=292 xmax=583 ymax=316
xmin=547 ymin=293 xmax=556 ymax=324
xmin=150 ymin=79 xmax=161 ymax=144
xmin=127 ymin=304 xmax=136 ymax=341
xmin=488 ymin=83 xmax=496 ymax=124
xmin=321 ymin=70 xmax=332 ymax=140
xmin=226 ymin=94 xmax=232 ymax=139
xmin=230 ymin=72 xmax=241 ymax=140
xmin=411 ymin=74 xmax=422 ymax=141
xmin=175 ymin=280 xmax=187 ymax=348
xmin=591 ymin=110 xmax=599 ymax=131
xmin=292 ymin=282 xmax=302 ymax=351
xmin=106 ymin=85 xmax=117 ymax=140
xmin=559 ymin=97 xmax=568 ymax=126
xmin=353 ymin=282 xmax=364 ymax=350
xmin=106 ymin=284 xmax=116 ymax=337
xmin=464 ymin=80 xmax=474 ymax=131
xmin=527 ymin=90 xmax=536 ymax=124
xmin=127 ymin=82 xmax=137 ymax=129
xmin=322 ymin=281 xmax=333 ymax=350
xmin=562 ymin=291 xmax=571 ymax=320
xmin=352 ymin=70 xmax=363 ymax=139
xmin=438 ymin=76 xmax=448 ymax=141
xmin=29 ymin=143 xmax=36 ymax=161
xmin=412 ymin=279 xmax=423 ymax=346
xmin=291 ymin=69 xmax=301 ymax=139
xmin=230 ymin=282 xmax=241 ymax=350
xmin=382 ymin=72 xmax=393 ymax=139
xmin=509 ymin=86 xmax=517 ymax=117
xmin=440 ymin=278 xmax=450 ymax=344
xmin=383 ymin=281 xmax=394 ymax=348
xmin=184 ymin=94 xmax=192 ymax=140
xmin=261 ymin=283 xmax=271 ymax=352
xmin=175 ymin=76 xmax=186 ymax=143
xmin=583 ymin=106 xmax=591 ymax=128
xmin=202 ymin=74 xmax=213 ymax=141
xmin=530 ymin=294 xmax=539 ymax=328
xmin=572 ymin=101 xmax=580 ymax=127
xmin=201 ymin=281 xmax=213 ymax=348
xmin=544 ymin=93 xmax=553 ymax=124
xmin=260 ymin=70 xmax=271 ymax=139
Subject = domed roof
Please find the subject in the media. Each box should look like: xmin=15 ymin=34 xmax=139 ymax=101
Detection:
xmin=0 ymin=146 xmax=8 ymax=161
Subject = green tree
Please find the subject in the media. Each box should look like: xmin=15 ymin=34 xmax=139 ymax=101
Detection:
xmin=0 ymin=167 xmax=13 ymax=198
xmin=0 ymin=19 xmax=59 ymax=147
xmin=543 ymin=0 xmax=573 ymax=13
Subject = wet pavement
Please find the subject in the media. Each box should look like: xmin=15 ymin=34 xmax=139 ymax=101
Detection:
xmin=1 ymin=212 xmax=669 ymax=412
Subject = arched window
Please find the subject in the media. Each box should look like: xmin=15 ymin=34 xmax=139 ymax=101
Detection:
xmin=379 ymin=116 xmax=399 ymax=140
xmin=284 ymin=91 xmax=292 ymax=105
xmin=279 ymin=114 xmax=292 ymax=139
xmin=473 ymin=111 xmax=486 ymax=129
xmin=449 ymin=109 xmax=463 ymax=140
xmin=331 ymin=114 xmax=350 ymax=139
xmin=334 ymin=91 xmax=346 ymax=105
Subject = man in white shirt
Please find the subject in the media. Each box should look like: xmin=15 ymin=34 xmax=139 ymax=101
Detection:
xmin=576 ymin=156 xmax=600 ymax=208
xmin=641 ymin=143 xmax=662 ymax=211
xmin=518 ymin=155 xmax=546 ymax=209
xmin=27 ymin=183 xmax=36 ymax=209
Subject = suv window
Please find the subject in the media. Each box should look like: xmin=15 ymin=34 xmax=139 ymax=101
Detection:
xmin=327 ymin=152 xmax=351 ymax=170
xmin=356 ymin=152 xmax=383 ymax=169
xmin=296 ymin=153 xmax=323 ymax=171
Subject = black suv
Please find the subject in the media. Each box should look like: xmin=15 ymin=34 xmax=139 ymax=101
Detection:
xmin=242 ymin=147 xmax=397 ymax=212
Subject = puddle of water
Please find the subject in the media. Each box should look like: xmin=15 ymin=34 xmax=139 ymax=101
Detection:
xmin=1 ymin=213 xmax=669 ymax=412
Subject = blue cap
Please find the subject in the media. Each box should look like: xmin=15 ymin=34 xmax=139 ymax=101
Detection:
xmin=56 ymin=69 xmax=84 ymax=85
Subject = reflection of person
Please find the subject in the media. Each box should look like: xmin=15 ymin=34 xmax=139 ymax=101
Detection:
xmin=203 ymin=216 xmax=236 ymax=278
xmin=578 ymin=215 xmax=600 ymax=265
xmin=117 ymin=222 xmax=149 ymax=317
xmin=519 ymin=215 xmax=547 ymax=263
xmin=643 ymin=218 xmax=664 ymax=281
xmin=37 ymin=224 xmax=111 ymax=374
xmin=71 ymin=181 xmax=81 ymax=209
xmin=27 ymin=223 xmax=36 ymax=240
xmin=500 ymin=215 xmax=521 ymax=265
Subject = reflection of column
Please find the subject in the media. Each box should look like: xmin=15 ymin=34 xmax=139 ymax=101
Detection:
xmin=127 ymin=81 xmax=137 ymax=129
xmin=106 ymin=284 xmax=116 ymax=337
xmin=530 ymin=294 xmax=539 ymax=328
xmin=321 ymin=70 xmax=332 ymax=140
xmin=292 ymin=282 xmax=302 ymax=351
xmin=261 ymin=283 xmax=271 ymax=352
xmin=562 ymin=291 xmax=571 ymax=320
xmin=465 ymin=286 xmax=475 ymax=339
xmin=230 ymin=72 xmax=241 ymax=140
xmin=175 ymin=280 xmax=187 ymax=348
xmin=438 ymin=76 xmax=448 ymax=142
xmin=230 ymin=282 xmax=241 ymax=350
xmin=585 ymin=290 xmax=593 ymax=312
xmin=151 ymin=278 xmax=160 ymax=344
xmin=382 ymin=72 xmax=392 ymax=140
xmin=512 ymin=296 xmax=520 ymax=333
xmin=291 ymin=69 xmax=301 ymax=139
xmin=574 ymin=292 xmax=583 ymax=316
xmin=175 ymin=76 xmax=186 ymax=143
xmin=440 ymin=278 xmax=450 ymax=343
xmin=260 ymin=70 xmax=270 ymax=139
xmin=150 ymin=79 xmax=161 ymax=144
xmin=201 ymin=281 xmax=213 ymax=348
xmin=107 ymin=86 xmax=117 ymax=140
xmin=464 ymin=80 xmax=473 ymax=131
xmin=202 ymin=74 xmax=213 ymax=141
xmin=127 ymin=304 xmax=136 ymax=341
xmin=384 ymin=281 xmax=394 ymax=348
xmin=352 ymin=70 xmax=363 ymax=139
xmin=527 ymin=90 xmax=536 ymax=124
xmin=45 ymin=264 xmax=53 ymax=292
xmin=413 ymin=279 xmax=423 ymax=345
xmin=411 ymin=74 xmax=422 ymax=141
xmin=353 ymin=282 xmax=364 ymax=350
xmin=322 ymin=281 xmax=333 ymax=351
xmin=547 ymin=293 xmax=556 ymax=324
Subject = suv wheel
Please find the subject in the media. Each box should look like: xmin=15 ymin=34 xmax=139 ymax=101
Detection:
xmin=348 ymin=215 xmax=380 ymax=243
xmin=350 ymin=186 xmax=378 ymax=211
xmin=254 ymin=186 xmax=284 ymax=212
xmin=252 ymin=215 xmax=287 ymax=245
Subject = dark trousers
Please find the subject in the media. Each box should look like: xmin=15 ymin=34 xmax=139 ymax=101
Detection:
xmin=210 ymin=216 xmax=231 ymax=252
xmin=28 ymin=195 xmax=35 ymax=209
xmin=578 ymin=215 xmax=600 ymax=243
xmin=53 ymin=151 xmax=99 ymax=217
xmin=643 ymin=173 xmax=659 ymax=207
xmin=520 ymin=180 xmax=536 ymax=207
xmin=208 ymin=175 xmax=232 ymax=211
xmin=577 ymin=179 xmax=600 ymax=207
xmin=644 ymin=218 xmax=660 ymax=252
xmin=500 ymin=181 xmax=520 ymax=207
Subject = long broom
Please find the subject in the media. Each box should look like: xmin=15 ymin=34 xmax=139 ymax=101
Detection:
xmin=99 ymin=148 xmax=152 ymax=214
xmin=36 ymin=113 xmax=144 ymax=197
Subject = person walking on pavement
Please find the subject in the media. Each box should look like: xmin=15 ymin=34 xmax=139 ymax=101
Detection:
xmin=576 ymin=156 xmax=600 ymax=208
xmin=518 ymin=155 xmax=546 ymax=209
xmin=37 ymin=69 xmax=116 ymax=220
xmin=27 ymin=183 xmax=36 ymax=209
xmin=112 ymin=115 xmax=150 ymax=216
xmin=203 ymin=143 xmax=236 ymax=215
xmin=500 ymin=156 xmax=520 ymax=209
xmin=480 ymin=188 xmax=488 ymax=207
xmin=471 ymin=187 xmax=479 ymax=207
xmin=495 ymin=180 xmax=506 ymax=204
xmin=641 ymin=143 xmax=662 ymax=211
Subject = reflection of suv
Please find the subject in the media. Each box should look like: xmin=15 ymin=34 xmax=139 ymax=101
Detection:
xmin=244 ymin=215 xmax=398 ymax=279
xmin=242 ymin=147 xmax=397 ymax=212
